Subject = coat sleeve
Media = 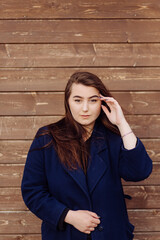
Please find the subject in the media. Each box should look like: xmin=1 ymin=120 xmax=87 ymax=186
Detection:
xmin=118 ymin=137 xmax=153 ymax=181
xmin=21 ymin=130 xmax=67 ymax=230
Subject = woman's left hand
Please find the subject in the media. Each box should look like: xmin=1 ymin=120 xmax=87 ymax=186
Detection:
xmin=100 ymin=94 xmax=125 ymax=127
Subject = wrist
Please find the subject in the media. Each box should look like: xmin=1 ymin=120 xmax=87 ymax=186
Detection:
xmin=64 ymin=210 xmax=75 ymax=225
xmin=117 ymin=118 xmax=128 ymax=129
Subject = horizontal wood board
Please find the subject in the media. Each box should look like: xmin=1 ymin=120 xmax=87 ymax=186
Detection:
xmin=0 ymin=0 xmax=160 ymax=19
xmin=1 ymin=44 xmax=160 ymax=67
xmin=0 ymin=68 xmax=160 ymax=91
xmin=0 ymin=20 xmax=160 ymax=43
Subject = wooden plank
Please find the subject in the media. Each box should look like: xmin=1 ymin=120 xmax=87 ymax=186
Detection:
xmin=125 ymin=115 xmax=160 ymax=139
xmin=1 ymin=139 xmax=159 ymax=164
xmin=0 ymin=0 xmax=160 ymax=19
xmin=0 ymin=162 xmax=158 ymax=187
xmin=124 ymin=186 xmax=160 ymax=209
xmin=0 ymin=115 xmax=159 ymax=140
xmin=0 ymin=92 xmax=159 ymax=116
xmin=0 ymin=68 xmax=160 ymax=91
xmin=1 ymin=44 xmax=160 ymax=67
xmin=1 ymin=20 xmax=160 ymax=43
xmin=0 ymin=164 xmax=24 ymax=187
xmin=0 ymin=211 xmax=41 ymax=234
xmin=0 ymin=188 xmax=27 ymax=211
xmin=0 ymin=235 xmax=41 ymax=240
xmin=143 ymin=139 xmax=160 ymax=162
xmin=0 ymin=92 xmax=64 ymax=115
xmin=1 ymin=233 xmax=160 ymax=240
xmin=128 ymin=209 xmax=160 ymax=232
xmin=127 ymin=233 xmax=160 ymax=240
xmin=0 ymin=210 xmax=160 ymax=233
xmin=0 ymin=116 xmax=61 ymax=140
xmin=0 ymin=141 xmax=31 ymax=164
xmin=1 ymin=186 xmax=160 ymax=211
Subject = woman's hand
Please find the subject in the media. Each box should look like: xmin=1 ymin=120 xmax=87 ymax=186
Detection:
xmin=100 ymin=94 xmax=137 ymax=149
xmin=64 ymin=210 xmax=100 ymax=234
xmin=100 ymin=94 xmax=126 ymax=126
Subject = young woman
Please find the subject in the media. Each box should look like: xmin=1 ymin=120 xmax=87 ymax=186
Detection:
xmin=21 ymin=71 xmax=152 ymax=240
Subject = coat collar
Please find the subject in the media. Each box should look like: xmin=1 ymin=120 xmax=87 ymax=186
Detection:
xmin=63 ymin=121 xmax=110 ymax=200
xmin=87 ymin=121 xmax=109 ymax=194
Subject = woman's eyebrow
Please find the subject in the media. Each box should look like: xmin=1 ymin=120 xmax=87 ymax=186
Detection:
xmin=73 ymin=95 xmax=99 ymax=99
xmin=89 ymin=95 xmax=99 ymax=99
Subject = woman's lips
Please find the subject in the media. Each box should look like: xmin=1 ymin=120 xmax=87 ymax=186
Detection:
xmin=81 ymin=115 xmax=90 ymax=118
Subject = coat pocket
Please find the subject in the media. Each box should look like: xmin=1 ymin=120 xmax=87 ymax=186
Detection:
xmin=126 ymin=221 xmax=134 ymax=240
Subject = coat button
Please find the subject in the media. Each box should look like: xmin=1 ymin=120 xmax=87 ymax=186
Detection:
xmin=98 ymin=225 xmax=103 ymax=231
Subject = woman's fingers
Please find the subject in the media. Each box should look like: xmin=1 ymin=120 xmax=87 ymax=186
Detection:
xmin=89 ymin=227 xmax=95 ymax=231
xmin=100 ymin=95 xmax=118 ymax=104
xmin=68 ymin=210 xmax=101 ymax=234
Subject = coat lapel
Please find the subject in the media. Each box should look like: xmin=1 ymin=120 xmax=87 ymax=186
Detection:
xmin=87 ymin=123 xmax=109 ymax=194
xmin=64 ymin=165 xmax=90 ymax=199
xmin=61 ymin=122 xmax=109 ymax=199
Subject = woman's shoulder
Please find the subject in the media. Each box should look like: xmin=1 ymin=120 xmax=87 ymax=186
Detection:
xmin=31 ymin=125 xmax=53 ymax=149
xmin=35 ymin=125 xmax=49 ymax=136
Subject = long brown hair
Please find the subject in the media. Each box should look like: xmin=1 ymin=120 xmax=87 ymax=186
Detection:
xmin=37 ymin=72 xmax=120 ymax=173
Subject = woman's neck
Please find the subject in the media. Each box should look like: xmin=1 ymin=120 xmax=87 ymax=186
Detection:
xmin=83 ymin=127 xmax=93 ymax=141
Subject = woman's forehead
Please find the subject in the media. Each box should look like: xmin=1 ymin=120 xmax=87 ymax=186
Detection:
xmin=70 ymin=83 xmax=99 ymax=96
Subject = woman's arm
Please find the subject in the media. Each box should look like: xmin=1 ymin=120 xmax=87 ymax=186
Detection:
xmin=21 ymin=131 xmax=67 ymax=231
xmin=100 ymin=95 xmax=152 ymax=181
xmin=117 ymin=118 xmax=137 ymax=150
xmin=100 ymin=95 xmax=137 ymax=149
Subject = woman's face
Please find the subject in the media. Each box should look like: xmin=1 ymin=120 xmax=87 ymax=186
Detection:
xmin=68 ymin=83 xmax=101 ymax=130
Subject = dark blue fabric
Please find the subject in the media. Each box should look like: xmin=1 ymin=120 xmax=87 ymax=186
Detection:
xmin=21 ymin=121 xmax=152 ymax=240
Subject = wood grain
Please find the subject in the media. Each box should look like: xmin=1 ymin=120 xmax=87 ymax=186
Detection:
xmin=0 ymin=0 xmax=160 ymax=19
xmin=1 ymin=233 xmax=160 ymax=240
xmin=0 ymin=188 xmax=27 ymax=211
xmin=128 ymin=209 xmax=160 ymax=232
xmin=1 ymin=44 xmax=160 ymax=67
xmin=126 ymin=115 xmax=160 ymax=139
xmin=0 ymin=141 xmax=31 ymax=164
xmin=0 ymin=235 xmax=41 ymax=240
xmin=1 ymin=20 xmax=160 ymax=43
xmin=134 ymin=233 xmax=160 ymax=240
xmin=0 ymin=92 xmax=159 ymax=115
xmin=0 ymin=92 xmax=64 ymax=116
xmin=0 ymin=210 xmax=160 ymax=233
xmin=0 ymin=164 xmax=24 ymax=187
xmin=0 ymin=115 xmax=159 ymax=140
xmin=0 ymin=211 xmax=41 ymax=234
xmin=0 ymin=116 xmax=61 ymax=140
xmin=0 ymin=139 xmax=159 ymax=164
xmin=0 ymin=162 xmax=157 ymax=187
xmin=143 ymin=140 xmax=160 ymax=162
xmin=1 ymin=186 xmax=160 ymax=211
xmin=124 ymin=186 xmax=160 ymax=209
xmin=1 ymin=68 xmax=160 ymax=91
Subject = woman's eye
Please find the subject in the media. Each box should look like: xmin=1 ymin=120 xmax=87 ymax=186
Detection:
xmin=90 ymin=99 xmax=97 ymax=103
xmin=74 ymin=99 xmax=81 ymax=103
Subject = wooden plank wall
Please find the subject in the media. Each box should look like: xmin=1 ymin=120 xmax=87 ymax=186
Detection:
xmin=0 ymin=0 xmax=160 ymax=239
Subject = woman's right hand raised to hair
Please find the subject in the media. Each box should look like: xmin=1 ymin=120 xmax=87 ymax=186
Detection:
xmin=64 ymin=210 xmax=100 ymax=234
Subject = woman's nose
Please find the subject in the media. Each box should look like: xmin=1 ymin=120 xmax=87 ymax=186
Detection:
xmin=82 ymin=101 xmax=89 ymax=111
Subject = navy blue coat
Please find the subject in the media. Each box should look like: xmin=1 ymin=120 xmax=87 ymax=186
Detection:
xmin=21 ymin=122 xmax=152 ymax=240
